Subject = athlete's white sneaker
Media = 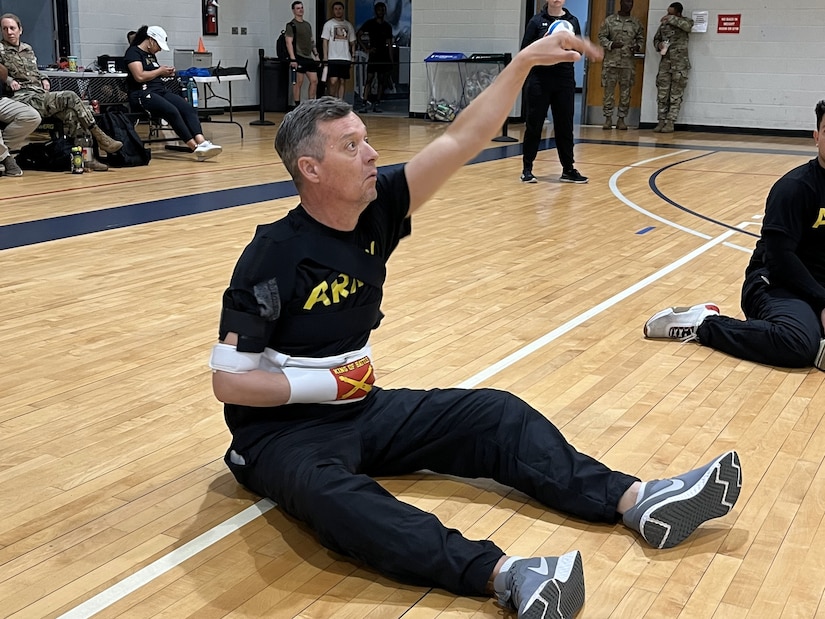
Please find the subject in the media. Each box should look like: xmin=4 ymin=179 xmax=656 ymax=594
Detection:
xmin=623 ymin=450 xmax=742 ymax=549
xmin=493 ymin=551 xmax=585 ymax=618
xmin=194 ymin=140 xmax=223 ymax=161
xmin=644 ymin=303 xmax=720 ymax=340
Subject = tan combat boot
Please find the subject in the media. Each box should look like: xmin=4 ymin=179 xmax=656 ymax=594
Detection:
xmin=653 ymin=120 xmax=666 ymax=132
xmin=616 ymin=117 xmax=628 ymax=130
xmin=90 ymin=125 xmax=123 ymax=154
xmin=84 ymin=159 xmax=109 ymax=172
xmin=602 ymin=116 xmax=613 ymax=130
xmin=661 ymin=120 xmax=675 ymax=133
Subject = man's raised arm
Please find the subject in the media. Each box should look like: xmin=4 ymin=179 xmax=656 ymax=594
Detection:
xmin=404 ymin=32 xmax=601 ymax=215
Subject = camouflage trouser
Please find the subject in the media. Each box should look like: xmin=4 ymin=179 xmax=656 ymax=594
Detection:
xmin=14 ymin=89 xmax=95 ymax=138
xmin=656 ymin=68 xmax=688 ymax=122
xmin=601 ymin=66 xmax=635 ymax=118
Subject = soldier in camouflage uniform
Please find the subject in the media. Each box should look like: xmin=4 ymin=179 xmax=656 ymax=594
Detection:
xmin=1 ymin=61 xmax=40 ymax=177
xmin=0 ymin=13 xmax=122 ymax=158
xmin=652 ymin=2 xmax=693 ymax=133
xmin=597 ymin=0 xmax=644 ymax=130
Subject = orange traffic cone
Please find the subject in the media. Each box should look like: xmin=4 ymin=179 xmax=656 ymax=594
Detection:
xmin=197 ymin=37 xmax=207 ymax=53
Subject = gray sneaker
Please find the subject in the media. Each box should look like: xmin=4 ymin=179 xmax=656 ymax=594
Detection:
xmin=2 ymin=155 xmax=23 ymax=177
xmin=623 ymin=450 xmax=742 ymax=549
xmin=494 ymin=551 xmax=585 ymax=618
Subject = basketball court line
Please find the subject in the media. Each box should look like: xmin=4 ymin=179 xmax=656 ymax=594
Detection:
xmin=56 ymin=225 xmax=750 ymax=617
xmin=4 ymin=135 xmax=809 ymax=251
xmin=609 ymin=150 xmax=754 ymax=254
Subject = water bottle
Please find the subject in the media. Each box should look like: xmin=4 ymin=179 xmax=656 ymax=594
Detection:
xmin=71 ymin=146 xmax=84 ymax=174
xmin=188 ymin=80 xmax=199 ymax=107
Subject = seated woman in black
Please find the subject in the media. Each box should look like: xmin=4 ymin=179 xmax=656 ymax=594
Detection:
xmin=125 ymin=25 xmax=222 ymax=160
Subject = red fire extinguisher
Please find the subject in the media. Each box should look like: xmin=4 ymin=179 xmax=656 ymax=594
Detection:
xmin=204 ymin=0 xmax=219 ymax=35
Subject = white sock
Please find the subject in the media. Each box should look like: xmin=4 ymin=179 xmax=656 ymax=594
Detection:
xmin=634 ymin=481 xmax=649 ymax=505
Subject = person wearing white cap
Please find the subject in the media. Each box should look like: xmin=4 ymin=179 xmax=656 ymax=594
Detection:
xmin=125 ymin=25 xmax=222 ymax=160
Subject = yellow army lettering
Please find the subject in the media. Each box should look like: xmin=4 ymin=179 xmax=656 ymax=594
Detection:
xmin=302 ymin=242 xmax=377 ymax=310
xmin=813 ymin=208 xmax=825 ymax=228
xmin=303 ymin=274 xmax=364 ymax=310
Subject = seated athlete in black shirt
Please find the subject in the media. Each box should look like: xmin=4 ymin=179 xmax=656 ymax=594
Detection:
xmin=209 ymin=32 xmax=743 ymax=619
xmin=645 ymin=99 xmax=825 ymax=370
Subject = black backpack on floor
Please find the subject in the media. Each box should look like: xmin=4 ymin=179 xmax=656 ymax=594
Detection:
xmin=17 ymin=137 xmax=73 ymax=172
xmin=95 ymin=110 xmax=151 ymax=167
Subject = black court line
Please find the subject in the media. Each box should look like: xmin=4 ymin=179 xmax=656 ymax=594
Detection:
xmin=647 ymin=151 xmax=761 ymax=239
xmin=1 ymin=137 xmax=812 ymax=251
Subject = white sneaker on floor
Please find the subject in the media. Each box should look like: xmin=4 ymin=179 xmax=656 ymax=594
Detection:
xmin=194 ymin=141 xmax=223 ymax=161
xmin=643 ymin=303 xmax=720 ymax=340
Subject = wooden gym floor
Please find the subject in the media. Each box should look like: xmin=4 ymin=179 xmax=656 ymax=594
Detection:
xmin=1 ymin=112 xmax=823 ymax=618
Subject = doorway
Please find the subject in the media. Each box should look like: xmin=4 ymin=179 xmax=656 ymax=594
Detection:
xmin=522 ymin=0 xmax=591 ymax=124
xmin=583 ymin=0 xmax=650 ymax=126
xmin=315 ymin=0 xmax=411 ymax=115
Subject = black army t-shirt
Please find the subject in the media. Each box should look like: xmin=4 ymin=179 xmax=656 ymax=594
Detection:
xmin=748 ymin=158 xmax=825 ymax=310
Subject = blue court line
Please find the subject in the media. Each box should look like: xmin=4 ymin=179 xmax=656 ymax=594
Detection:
xmin=636 ymin=226 xmax=655 ymax=234
xmin=1 ymin=137 xmax=810 ymax=251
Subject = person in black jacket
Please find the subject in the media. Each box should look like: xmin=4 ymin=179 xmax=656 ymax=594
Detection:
xmin=644 ymin=100 xmax=825 ymax=371
xmin=520 ymin=0 xmax=587 ymax=184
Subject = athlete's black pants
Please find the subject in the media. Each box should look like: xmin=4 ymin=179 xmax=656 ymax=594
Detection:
xmin=698 ymin=267 xmax=823 ymax=368
xmin=522 ymin=75 xmax=577 ymax=174
xmin=130 ymin=90 xmax=203 ymax=144
xmin=224 ymin=387 xmax=637 ymax=596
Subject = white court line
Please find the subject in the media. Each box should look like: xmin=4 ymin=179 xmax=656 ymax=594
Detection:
xmin=609 ymin=150 xmax=753 ymax=254
xmin=60 ymin=151 xmax=755 ymax=618
xmin=460 ymin=229 xmax=736 ymax=388
xmin=57 ymin=501 xmax=275 ymax=619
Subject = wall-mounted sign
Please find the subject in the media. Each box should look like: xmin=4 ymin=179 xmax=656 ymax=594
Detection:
xmin=692 ymin=11 xmax=708 ymax=33
xmin=717 ymin=14 xmax=741 ymax=34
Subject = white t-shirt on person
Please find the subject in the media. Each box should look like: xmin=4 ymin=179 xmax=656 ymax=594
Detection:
xmin=321 ymin=18 xmax=356 ymax=62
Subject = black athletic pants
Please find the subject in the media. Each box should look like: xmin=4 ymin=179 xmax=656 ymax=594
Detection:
xmin=131 ymin=90 xmax=203 ymax=144
xmin=522 ymin=75 xmax=576 ymax=174
xmin=698 ymin=267 xmax=823 ymax=368
xmin=225 ymin=387 xmax=637 ymax=596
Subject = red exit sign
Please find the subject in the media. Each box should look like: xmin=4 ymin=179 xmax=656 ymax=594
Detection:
xmin=718 ymin=14 xmax=741 ymax=33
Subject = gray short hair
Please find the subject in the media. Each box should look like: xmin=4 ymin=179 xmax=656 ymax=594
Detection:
xmin=275 ymin=96 xmax=353 ymax=186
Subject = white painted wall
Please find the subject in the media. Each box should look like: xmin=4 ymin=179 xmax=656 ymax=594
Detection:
xmin=67 ymin=0 xmax=312 ymax=108
xmin=641 ymin=0 xmax=824 ymax=131
xmin=63 ymin=0 xmax=824 ymax=130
